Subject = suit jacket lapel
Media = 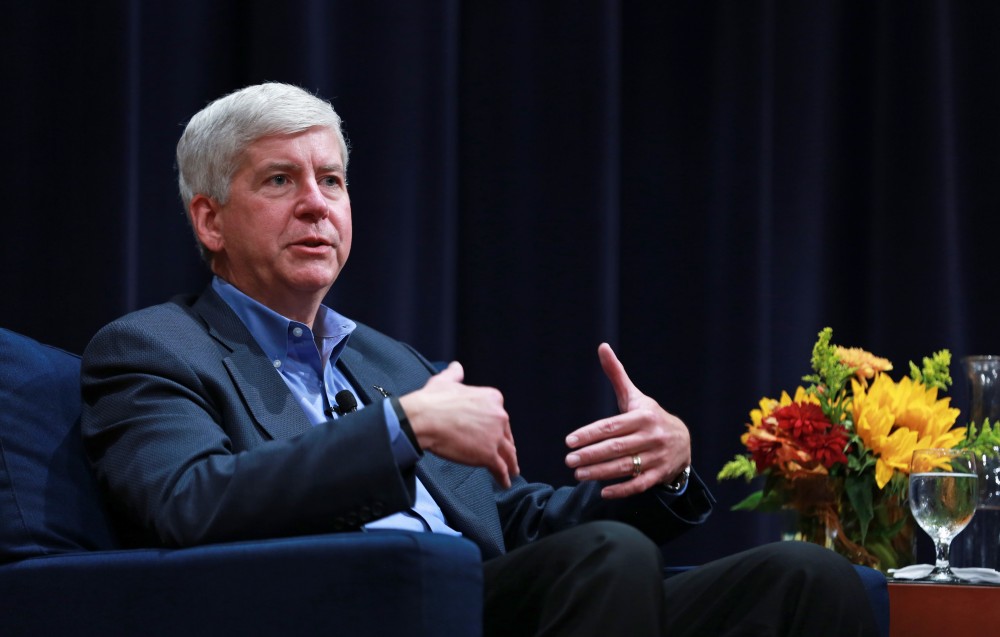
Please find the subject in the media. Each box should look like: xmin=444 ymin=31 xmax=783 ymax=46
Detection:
xmin=337 ymin=347 xmax=396 ymax=406
xmin=192 ymin=287 xmax=313 ymax=441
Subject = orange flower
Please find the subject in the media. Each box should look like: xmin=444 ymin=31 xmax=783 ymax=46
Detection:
xmin=836 ymin=346 xmax=893 ymax=381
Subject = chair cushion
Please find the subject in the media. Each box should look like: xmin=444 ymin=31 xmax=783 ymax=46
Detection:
xmin=0 ymin=328 xmax=117 ymax=562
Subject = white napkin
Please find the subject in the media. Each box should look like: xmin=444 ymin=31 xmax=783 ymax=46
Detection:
xmin=889 ymin=564 xmax=1000 ymax=584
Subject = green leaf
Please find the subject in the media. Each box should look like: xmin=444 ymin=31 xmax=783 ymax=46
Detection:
xmin=730 ymin=487 xmax=787 ymax=512
xmin=865 ymin=514 xmax=907 ymax=540
xmin=731 ymin=490 xmax=764 ymax=511
xmin=844 ymin=472 xmax=875 ymax=544
xmin=958 ymin=418 xmax=1000 ymax=456
xmin=868 ymin=541 xmax=904 ymax=571
xmin=755 ymin=487 xmax=787 ymax=512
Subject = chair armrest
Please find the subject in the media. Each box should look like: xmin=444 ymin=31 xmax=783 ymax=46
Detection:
xmin=0 ymin=531 xmax=483 ymax=637
xmin=853 ymin=564 xmax=889 ymax=637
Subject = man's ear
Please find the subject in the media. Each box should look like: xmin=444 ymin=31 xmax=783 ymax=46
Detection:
xmin=189 ymin=194 xmax=224 ymax=254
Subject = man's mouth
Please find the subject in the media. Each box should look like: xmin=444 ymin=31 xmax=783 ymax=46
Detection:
xmin=293 ymin=237 xmax=333 ymax=248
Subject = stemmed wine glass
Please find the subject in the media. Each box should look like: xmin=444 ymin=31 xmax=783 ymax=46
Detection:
xmin=909 ymin=448 xmax=979 ymax=582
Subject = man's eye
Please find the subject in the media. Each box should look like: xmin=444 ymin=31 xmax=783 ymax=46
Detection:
xmin=321 ymin=176 xmax=341 ymax=188
xmin=269 ymin=175 xmax=288 ymax=186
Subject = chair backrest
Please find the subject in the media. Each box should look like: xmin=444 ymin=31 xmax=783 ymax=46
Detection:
xmin=0 ymin=328 xmax=117 ymax=563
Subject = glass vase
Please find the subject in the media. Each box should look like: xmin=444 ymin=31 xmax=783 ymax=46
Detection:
xmin=951 ymin=356 xmax=1000 ymax=570
xmin=786 ymin=475 xmax=837 ymax=549
xmin=787 ymin=475 xmax=915 ymax=572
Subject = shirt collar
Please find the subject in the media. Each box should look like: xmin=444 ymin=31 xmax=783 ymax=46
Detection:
xmin=211 ymin=276 xmax=356 ymax=368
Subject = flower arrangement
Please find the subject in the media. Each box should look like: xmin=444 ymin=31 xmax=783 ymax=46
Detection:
xmin=717 ymin=327 xmax=970 ymax=571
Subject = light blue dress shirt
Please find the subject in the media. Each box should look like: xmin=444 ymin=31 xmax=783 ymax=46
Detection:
xmin=212 ymin=277 xmax=459 ymax=536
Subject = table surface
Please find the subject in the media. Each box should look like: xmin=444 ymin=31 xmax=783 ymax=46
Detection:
xmin=888 ymin=580 xmax=1000 ymax=637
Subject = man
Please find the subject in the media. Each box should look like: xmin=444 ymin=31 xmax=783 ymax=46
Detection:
xmin=82 ymin=83 xmax=878 ymax=636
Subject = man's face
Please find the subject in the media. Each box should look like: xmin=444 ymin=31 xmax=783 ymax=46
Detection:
xmin=197 ymin=127 xmax=352 ymax=317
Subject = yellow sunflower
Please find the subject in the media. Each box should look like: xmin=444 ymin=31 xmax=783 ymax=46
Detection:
xmin=851 ymin=374 xmax=964 ymax=488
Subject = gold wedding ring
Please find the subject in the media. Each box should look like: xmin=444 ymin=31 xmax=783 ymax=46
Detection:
xmin=631 ymin=454 xmax=642 ymax=477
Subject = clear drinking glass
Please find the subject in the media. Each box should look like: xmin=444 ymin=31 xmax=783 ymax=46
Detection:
xmin=909 ymin=448 xmax=979 ymax=582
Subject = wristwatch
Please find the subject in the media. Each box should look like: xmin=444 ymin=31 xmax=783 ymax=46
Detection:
xmin=661 ymin=465 xmax=691 ymax=493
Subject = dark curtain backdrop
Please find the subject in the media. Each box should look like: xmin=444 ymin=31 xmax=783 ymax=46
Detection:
xmin=4 ymin=0 xmax=1000 ymax=565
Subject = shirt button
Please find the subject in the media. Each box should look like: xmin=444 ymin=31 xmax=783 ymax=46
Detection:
xmin=292 ymin=326 xmax=304 ymax=338
xmin=273 ymin=360 xmax=282 ymax=369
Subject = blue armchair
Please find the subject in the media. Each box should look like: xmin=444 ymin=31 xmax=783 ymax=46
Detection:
xmin=0 ymin=328 xmax=483 ymax=637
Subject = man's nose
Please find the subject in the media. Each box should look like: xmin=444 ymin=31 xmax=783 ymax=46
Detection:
xmin=295 ymin=180 xmax=330 ymax=220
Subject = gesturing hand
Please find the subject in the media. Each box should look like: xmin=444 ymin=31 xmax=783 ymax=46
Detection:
xmin=399 ymin=362 xmax=520 ymax=488
xmin=564 ymin=343 xmax=691 ymax=499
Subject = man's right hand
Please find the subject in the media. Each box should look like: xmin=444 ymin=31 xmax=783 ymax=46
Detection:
xmin=399 ymin=362 xmax=519 ymax=488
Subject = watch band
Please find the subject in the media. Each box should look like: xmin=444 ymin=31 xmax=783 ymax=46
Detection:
xmin=389 ymin=396 xmax=422 ymax=453
xmin=662 ymin=464 xmax=691 ymax=493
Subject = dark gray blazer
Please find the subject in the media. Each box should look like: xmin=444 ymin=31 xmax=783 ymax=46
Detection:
xmin=81 ymin=286 xmax=713 ymax=559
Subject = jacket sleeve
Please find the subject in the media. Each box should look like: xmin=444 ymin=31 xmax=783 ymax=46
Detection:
xmin=492 ymin=469 xmax=715 ymax=552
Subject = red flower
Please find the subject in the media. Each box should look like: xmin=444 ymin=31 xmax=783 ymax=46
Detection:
xmin=772 ymin=402 xmax=828 ymax=439
xmin=804 ymin=425 xmax=850 ymax=469
xmin=744 ymin=402 xmax=849 ymax=474
xmin=769 ymin=402 xmax=848 ymax=470
xmin=744 ymin=426 xmax=781 ymax=471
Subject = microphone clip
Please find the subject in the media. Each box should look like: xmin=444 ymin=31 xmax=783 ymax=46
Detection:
xmin=325 ymin=389 xmax=359 ymax=418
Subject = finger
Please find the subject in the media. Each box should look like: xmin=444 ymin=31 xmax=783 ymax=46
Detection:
xmin=565 ymin=412 xmax=639 ymax=450
xmin=489 ymin=457 xmax=512 ymax=489
xmin=566 ymin=429 xmax=641 ymax=471
xmin=503 ymin=421 xmax=516 ymax=444
xmin=570 ymin=451 xmax=650 ymax=482
xmin=597 ymin=343 xmax=639 ymax=413
xmin=600 ymin=475 xmax=658 ymax=499
xmin=433 ymin=361 xmax=464 ymax=383
xmin=499 ymin=438 xmax=520 ymax=478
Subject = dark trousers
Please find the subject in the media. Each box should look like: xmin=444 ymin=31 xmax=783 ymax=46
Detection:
xmin=483 ymin=521 xmax=879 ymax=637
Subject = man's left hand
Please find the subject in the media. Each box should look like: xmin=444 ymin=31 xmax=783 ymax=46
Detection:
xmin=564 ymin=343 xmax=691 ymax=499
